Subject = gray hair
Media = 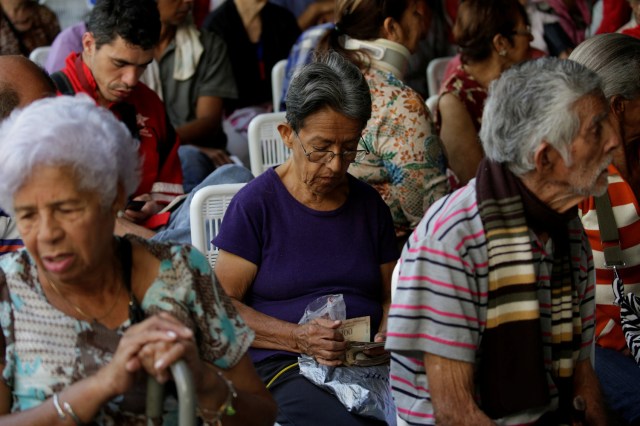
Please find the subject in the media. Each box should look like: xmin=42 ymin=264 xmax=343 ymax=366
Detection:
xmin=569 ymin=33 xmax=640 ymax=101
xmin=285 ymin=51 xmax=372 ymax=132
xmin=0 ymin=94 xmax=140 ymax=214
xmin=480 ymin=57 xmax=602 ymax=176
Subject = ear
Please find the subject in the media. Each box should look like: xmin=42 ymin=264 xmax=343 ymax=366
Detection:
xmin=381 ymin=16 xmax=403 ymax=43
xmin=532 ymin=141 xmax=561 ymax=174
xmin=610 ymin=94 xmax=626 ymax=118
xmin=82 ymin=32 xmax=96 ymax=56
xmin=492 ymin=33 xmax=510 ymax=56
xmin=278 ymin=123 xmax=294 ymax=149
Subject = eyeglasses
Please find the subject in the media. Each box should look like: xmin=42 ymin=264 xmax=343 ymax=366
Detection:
xmin=511 ymin=25 xmax=532 ymax=37
xmin=293 ymin=131 xmax=368 ymax=164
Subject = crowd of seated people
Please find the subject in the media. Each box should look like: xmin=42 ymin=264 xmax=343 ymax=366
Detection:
xmin=317 ymin=0 xmax=449 ymax=247
xmin=2 ymin=0 xmax=640 ymax=425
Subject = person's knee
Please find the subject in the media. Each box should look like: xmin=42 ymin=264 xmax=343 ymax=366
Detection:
xmin=203 ymin=164 xmax=254 ymax=185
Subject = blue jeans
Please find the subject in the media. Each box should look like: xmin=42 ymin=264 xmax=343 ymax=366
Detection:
xmin=151 ymin=164 xmax=254 ymax=244
xmin=178 ymin=145 xmax=216 ymax=194
xmin=594 ymin=345 xmax=640 ymax=425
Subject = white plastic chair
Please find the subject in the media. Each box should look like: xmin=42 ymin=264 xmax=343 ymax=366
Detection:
xmin=189 ymin=183 xmax=246 ymax=270
xmin=28 ymin=46 xmax=51 ymax=67
xmin=247 ymin=111 xmax=290 ymax=177
xmin=271 ymin=59 xmax=288 ymax=112
xmin=425 ymin=94 xmax=439 ymax=117
xmin=426 ymin=56 xmax=454 ymax=97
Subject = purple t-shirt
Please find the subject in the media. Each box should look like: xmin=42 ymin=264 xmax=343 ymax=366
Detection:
xmin=214 ymin=168 xmax=398 ymax=362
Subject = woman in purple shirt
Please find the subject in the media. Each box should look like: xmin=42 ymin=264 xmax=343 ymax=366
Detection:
xmin=214 ymin=52 xmax=398 ymax=426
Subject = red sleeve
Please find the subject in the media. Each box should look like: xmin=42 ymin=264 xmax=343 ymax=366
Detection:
xmin=596 ymin=0 xmax=632 ymax=34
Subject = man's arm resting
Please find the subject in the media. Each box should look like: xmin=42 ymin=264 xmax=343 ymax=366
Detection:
xmin=424 ymin=353 xmax=495 ymax=425
xmin=175 ymin=96 xmax=224 ymax=147
xmin=573 ymin=357 xmax=608 ymax=424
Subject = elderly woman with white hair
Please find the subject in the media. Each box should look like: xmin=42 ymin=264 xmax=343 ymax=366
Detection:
xmin=570 ymin=33 xmax=640 ymax=425
xmin=0 ymin=94 xmax=276 ymax=425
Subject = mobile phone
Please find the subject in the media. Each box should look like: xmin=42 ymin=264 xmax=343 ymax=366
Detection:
xmin=125 ymin=200 xmax=146 ymax=211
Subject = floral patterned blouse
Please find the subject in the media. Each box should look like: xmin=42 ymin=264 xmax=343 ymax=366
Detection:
xmin=436 ymin=64 xmax=488 ymax=133
xmin=0 ymin=235 xmax=254 ymax=425
xmin=349 ymin=67 xmax=450 ymax=237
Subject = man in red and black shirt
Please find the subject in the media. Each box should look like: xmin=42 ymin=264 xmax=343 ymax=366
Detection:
xmin=52 ymin=0 xmax=183 ymax=234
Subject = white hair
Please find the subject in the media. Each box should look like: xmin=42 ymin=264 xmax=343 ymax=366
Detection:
xmin=480 ymin=57 xmax=603 ymax=177
xmin=0 ymin=94 xmax=140 ymax=214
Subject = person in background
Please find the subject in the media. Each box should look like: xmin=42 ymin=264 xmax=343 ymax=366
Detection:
xmin=0 ymin=0 xmax=59 ymax=55
xmin=202 ymin=0 xmax=300 ymax=165
xmin=620 ymin=0 xmax=640 ymax=38
xmin=570 ymin=33 xmax=640 ymax=426
xmin=53 ymin=0 xmax=184 ymax=233
xmin=0 ymin=94 xmax=277 ymax=425
xmin=437 ymin=0 xmax=532 ymax=186
xmin=386 ymin=57 xmax=616 ymax=425
xmin=44 ymin=20 xmax=87 ymax=73
xmin=214 ymin=52 xmax=398 ymax=426
xmin=279 ymin=21 xmax=334 ymax=111
xmin=318 ymin=0 xmax=450 ymax=247
xmin=152 ymin=0 xmax=239 ymax=191
xmin=0 ymin=55 xmax=56 ymax=257
xmin=269 ymin=0 xmax=334 ymax=31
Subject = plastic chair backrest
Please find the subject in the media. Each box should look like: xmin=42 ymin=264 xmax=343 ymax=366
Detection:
xmin=189 ymin=183 xmax=246 ymax=270
xmin=271 ymin=59 xmax=288 ymax=112
xmin=29 ymin=46 xmax=51 ymax=67
xmin=248 ymin=111 xmax=290 ymax=177
xmin=425 ymin=94 xmax=439 ymax=117
xmin=426 ymin=56 xmax=453 ymax=97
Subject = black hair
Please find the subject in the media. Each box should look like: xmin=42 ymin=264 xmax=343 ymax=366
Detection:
xmin=87 ymin=0 xmax=160 ymax=50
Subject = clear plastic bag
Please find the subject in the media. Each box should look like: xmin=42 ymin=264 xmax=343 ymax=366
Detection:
xmin=297 ymin=295 xmax=397 ymax=425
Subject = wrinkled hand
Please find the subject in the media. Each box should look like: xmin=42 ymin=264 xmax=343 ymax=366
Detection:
xmin=293 ymin=318 xmax=347 ymax=366
xmin=135 ymin=313 xmax=206 ymax=391
xmin=96 ymin=314 xmax=193 ymax=397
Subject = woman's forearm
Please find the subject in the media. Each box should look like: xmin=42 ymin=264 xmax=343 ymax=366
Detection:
xmin=0 ymin=373 xmax=115 ymax=425
xmin=231 ymin=300 xmax=302 ymax=353
xmin=196 ymin=359 xmax=277 ymax=426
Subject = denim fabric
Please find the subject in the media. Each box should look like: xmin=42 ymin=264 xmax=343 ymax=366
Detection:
xmin=151 ymin=164 xmax=254 ymax=244
xmin=178 ymin=145 xmax=216 ymax=194
xmin=595 ymin=345 xmax=640 ymax=425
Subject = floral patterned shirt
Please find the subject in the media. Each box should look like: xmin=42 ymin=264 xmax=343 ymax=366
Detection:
xmin=436 ymin=64 xmax=487 ymax=133
xmin=349 ymin=67 xmax=450 ymax=237
xmin=0 ymin=235 xmax=253 ymax=425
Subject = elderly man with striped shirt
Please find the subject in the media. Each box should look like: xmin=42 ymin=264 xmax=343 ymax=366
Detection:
xmin=385 ymin=58 xmax=618 ymax=425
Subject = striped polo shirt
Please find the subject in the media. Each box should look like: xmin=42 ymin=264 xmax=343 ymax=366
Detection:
xmin=580 ymin=164 xmax=640 ymax=351
xmin=0 ymin=210 xmax=22 ymax=256
xmin=386 ymin=180 xmax=595 ymax=425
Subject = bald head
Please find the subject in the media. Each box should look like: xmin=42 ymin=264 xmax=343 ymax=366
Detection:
xmin=0 ymin=55 xmax=55 ymax=119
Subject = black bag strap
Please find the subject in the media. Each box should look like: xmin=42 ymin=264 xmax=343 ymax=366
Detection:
xmin=594 ymin=193 xmax=625 ymax=269
xmin=50 ymin=71 xmax=75 ymax=96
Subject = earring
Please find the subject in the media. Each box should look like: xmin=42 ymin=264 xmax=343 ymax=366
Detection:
xmin=499 ymin=49 xmax=507 ymax=57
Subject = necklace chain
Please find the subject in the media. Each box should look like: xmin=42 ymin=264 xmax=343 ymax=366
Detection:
xmin=47 ymin=276 xmax=124 ymax=322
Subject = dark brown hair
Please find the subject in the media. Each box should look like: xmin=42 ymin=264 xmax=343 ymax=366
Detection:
xmin=454 ymin=0 xmax=529 ymax=64
xmin=318 ymin=0 xmax=412 ymax=69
